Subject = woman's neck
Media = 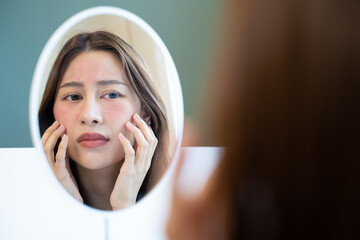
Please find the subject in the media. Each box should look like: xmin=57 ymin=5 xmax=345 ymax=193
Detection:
xmin=71 ymin=160 xmax=123 ymax=210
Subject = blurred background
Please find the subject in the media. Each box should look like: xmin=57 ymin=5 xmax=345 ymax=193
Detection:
xmin=0 ymin=0 xmax=222 ymax=147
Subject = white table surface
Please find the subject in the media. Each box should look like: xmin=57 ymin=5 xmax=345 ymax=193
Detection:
xmin=0 ymin=147 xmax=221 ymax=240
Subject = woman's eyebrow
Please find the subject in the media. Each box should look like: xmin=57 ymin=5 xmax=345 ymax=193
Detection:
xmin=59 ymin=81 xmax=83 ymax=88
xmin=97 ymin=80 xmax=126 ymax=86
xmin=59 ymin=80 xmax=126 ymax=89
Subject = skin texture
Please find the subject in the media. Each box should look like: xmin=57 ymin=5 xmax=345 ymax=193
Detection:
xmin=41 ymin=50 xmax=158 ymax=210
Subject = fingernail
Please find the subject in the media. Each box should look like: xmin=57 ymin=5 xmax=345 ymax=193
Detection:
xmin=126 ymin=121 xmax=134 ymax=128
xmin=134 ymin=113 xmax=141 ymax=120
xmin=59 ymin=125 xmax=65 ymax=131
xmin=52 ymin=121 xmax=59 ymax=127
xmin=119 ymin=133 xmax=125 ymax=138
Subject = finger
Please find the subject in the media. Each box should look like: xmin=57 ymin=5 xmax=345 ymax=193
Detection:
xmin=118 ymin=133 xmax=135 ymax=165
xmin=133 ymin=114 xmax=158 ymax=164
xmin=133 ymin=113 xmax=157 ymax=144
xmin=133 ymin=114 xmax=159 ymax=170
xmin=126 ymin=121 xmax=149 ymax=154
xmin=42 ymin=125 xmax=66 ymax=155
xmin=55 ymin=134 xmax=68 ymax=168
xmin=41 ymin=121 xmax=60 ymax=145
xmin=62 ymin=148 xmax=79 ymax=189
xmin=126 ymin=121 xmax=154 ymax=171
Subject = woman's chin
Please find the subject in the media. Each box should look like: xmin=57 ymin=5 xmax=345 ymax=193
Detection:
xmin=71 ymin=155 xmax=124 ymax=171
xmin=80 ymin=161 xmax=121 ymax=171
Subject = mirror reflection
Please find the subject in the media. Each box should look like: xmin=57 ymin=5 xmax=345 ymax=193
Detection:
xmin=31 ymin=7 xmax=183 ymax=211
xmin=39 ymin=31 xmax=169 ymax=210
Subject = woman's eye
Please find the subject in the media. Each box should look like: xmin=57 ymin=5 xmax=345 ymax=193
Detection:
xmin=103 ymin=92 xmax=122 ymax=99
xmin=64 ymin=94 xmax=82 ymax=101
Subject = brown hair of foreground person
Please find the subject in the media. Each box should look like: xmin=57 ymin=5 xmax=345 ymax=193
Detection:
xmin=168 ymin=0 xmax=360 ymax=239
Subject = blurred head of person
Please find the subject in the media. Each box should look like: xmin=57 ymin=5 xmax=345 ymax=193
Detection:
xmin=168 ymin=0 xmax=360 ymax=239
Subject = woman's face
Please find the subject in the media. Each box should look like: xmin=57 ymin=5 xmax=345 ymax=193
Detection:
xmin=53 ymin=50 xmax=141 ymax=170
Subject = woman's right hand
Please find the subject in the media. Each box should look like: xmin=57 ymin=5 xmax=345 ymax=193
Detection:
xmin=41 ymin=121 xmax=83 ymax=203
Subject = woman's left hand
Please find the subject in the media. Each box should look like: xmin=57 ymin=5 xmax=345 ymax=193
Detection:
xmin=110 ymin=113 xmax=158 ymax=210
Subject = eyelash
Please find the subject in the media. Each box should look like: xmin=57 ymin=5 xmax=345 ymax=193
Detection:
xmin=63 ymin=94 xmax=82 ymax=101
xmin=62 ymin=92 xmax=123 ymax=101
xmin=102 ymin=92 xmax=123 ymax=99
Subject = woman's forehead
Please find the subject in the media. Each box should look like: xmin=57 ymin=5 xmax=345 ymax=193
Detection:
xmin=60 ymin=50 xmax=129 ymax=86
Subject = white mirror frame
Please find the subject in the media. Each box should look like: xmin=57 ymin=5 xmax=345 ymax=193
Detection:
xmin=29 ymin=6 xmax=183 ymax=217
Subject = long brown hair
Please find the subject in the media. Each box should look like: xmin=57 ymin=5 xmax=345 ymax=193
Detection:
xmin=205 ymin=0 xmax=360 ymax=239
xmin=39 ymin=31 xmax=169 ymax=193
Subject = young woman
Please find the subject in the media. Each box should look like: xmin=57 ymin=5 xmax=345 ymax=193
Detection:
xmin=38 ymin=31 xmax=169 ymax=210
xmin=168 ymin=0 xmax=360 ymax=239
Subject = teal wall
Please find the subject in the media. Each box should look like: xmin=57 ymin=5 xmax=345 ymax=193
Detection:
xmin=0 ymin=0 xmax=221 ymax=147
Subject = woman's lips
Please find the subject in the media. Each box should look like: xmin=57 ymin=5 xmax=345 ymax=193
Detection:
xmin=77 ymin=133 xmax=109 ymax=148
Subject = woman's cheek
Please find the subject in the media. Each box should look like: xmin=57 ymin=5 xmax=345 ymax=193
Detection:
xmin=104 ymin=103 xmax=136 ymax=141
xmin=53 ymin=103 xmax=73 ymax=131
xmin=105 ymin=103 xmax=134 ymax=125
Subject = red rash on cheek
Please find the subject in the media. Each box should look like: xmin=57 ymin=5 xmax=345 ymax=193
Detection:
xmin=53 ymin=102 xmax=75 ymax=129
xmin=103 ymin=103 xmax=134 ymax=123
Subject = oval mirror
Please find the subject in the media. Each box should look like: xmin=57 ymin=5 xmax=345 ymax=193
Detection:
xmin=29 ymin=6 xmax=183 ymax=212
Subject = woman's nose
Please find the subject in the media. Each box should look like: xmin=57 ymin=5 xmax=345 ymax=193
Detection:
xmin=79 ymin=98 xmax=103 ymax=126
